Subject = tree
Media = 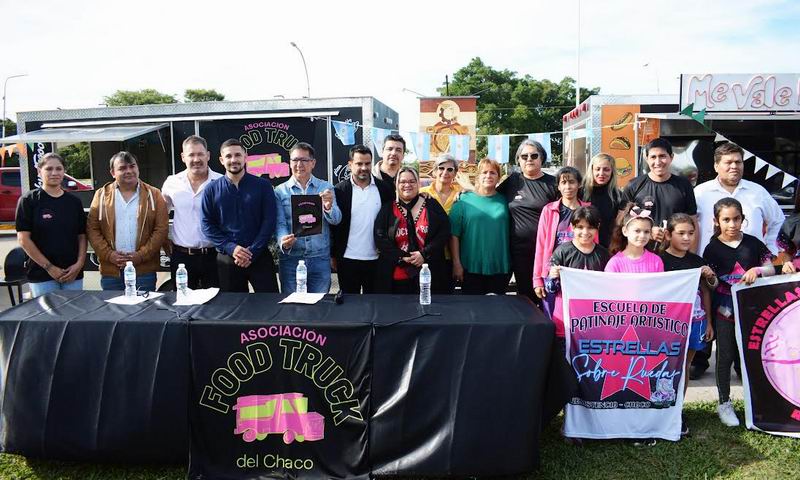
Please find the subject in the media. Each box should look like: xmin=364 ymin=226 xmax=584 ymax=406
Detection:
xmin=2 ymin=119 xmax=16 ymax=136
xmin=184 ymin=89 xmax=225 ymax=102
xmin=58 ymin=142 xmax=91 ymax=179
xmin=104 ymin=89 xmax=177 ymax=106
xmin=436 ymin=57 xmax=600 ymax=162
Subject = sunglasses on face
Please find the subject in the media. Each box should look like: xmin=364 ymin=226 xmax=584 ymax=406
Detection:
xmin=519 ymin=153 xmax=540 ymax=161
xmin=437 ymin=166 xmax=455 ymax=173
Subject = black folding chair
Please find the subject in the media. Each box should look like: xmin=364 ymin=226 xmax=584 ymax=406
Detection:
xmin=0 ymin=247 xmax=29 ymax=306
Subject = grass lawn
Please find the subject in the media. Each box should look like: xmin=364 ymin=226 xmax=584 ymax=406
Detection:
xmin=1 ymin=401 xmax=798 ymax=479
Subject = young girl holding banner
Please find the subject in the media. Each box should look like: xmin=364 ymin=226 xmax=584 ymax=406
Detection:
xmin=660 ymin=213 xmax=717 ymax=436
xmin=702 ymin=197 xmax=775 ymax=428
xmin=605 ymin=204 xmax=664 ymax=273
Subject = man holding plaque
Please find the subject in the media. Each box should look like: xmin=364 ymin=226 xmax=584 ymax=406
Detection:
xmin=275 ymin=142 xmax=341 ymax=293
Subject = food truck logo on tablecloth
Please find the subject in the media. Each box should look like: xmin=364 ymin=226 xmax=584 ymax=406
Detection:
xmin=199 ymin=332 xmax=364 ymax=427
xmin=237 ymin=121 xmax=300 ymax=179
xmin=233 ymin=393 xmax=325 ymax=444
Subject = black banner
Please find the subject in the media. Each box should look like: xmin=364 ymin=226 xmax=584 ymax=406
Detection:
xmin=189 ymin=310 xmax=371 ymax=479
xmin=733 ymin=277 xmax=800 ymax=437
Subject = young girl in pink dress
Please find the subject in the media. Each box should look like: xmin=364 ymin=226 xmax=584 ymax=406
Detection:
xmin=605 ymin=204 xmax=664 ymax=273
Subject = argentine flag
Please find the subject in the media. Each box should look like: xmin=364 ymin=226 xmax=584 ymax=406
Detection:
xmin=528 ymin=133 xmax=552 ymax=164
xmin=487 ymin=135 xmax=510 ymax=164
xmin=370 ymin=127 xmax=393 ymax=157
xmin=449 ymin=134 xmax=470 ymax=161
xmin=331 ymin=120 xmax=356 ymax=146
xmin=408 ymin=132 xmax=431 ymax=161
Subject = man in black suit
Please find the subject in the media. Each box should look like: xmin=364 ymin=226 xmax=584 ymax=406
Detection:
xmin=331 ymin=145 xmax=393 ymax=293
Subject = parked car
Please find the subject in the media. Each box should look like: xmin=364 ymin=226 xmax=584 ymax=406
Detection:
xmin=0 ymin=167 xmax=92 ymax=222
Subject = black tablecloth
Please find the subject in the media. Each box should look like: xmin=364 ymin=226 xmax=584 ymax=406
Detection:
xmin=0 ymin=291 xmax=575 ymax=477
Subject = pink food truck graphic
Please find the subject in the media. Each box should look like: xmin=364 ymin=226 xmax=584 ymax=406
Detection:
xmin=233 ymin=393 xmax=325 ymax=444
xmin=246 ymin=154 xmax=290 ymax=179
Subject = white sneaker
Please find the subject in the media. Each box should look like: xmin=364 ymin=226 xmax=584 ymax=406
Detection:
xmin=717 ymin=401 xmax=740 ymax=427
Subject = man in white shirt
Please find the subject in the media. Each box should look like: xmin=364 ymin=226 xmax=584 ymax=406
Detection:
xmin=694 ymin=142 xmax=784 ymax=255
xmin=332 ymin=145 xmax=393 ymax=293
xmin=161 ymin=135 xmax=222 ymax=288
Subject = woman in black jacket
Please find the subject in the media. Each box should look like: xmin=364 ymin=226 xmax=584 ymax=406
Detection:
xmin=374 ymin=167 xmax=451 ymax=294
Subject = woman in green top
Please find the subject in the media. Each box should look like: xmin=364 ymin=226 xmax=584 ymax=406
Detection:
xmin=450 ymin=158 xmax=511 ymax=294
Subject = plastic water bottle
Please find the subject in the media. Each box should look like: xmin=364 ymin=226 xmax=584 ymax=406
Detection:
xmin=124 ymin=261 xmax=136 ymax=298
xmin=296 ymin=260 xmax=308 ymax=294
xmin=419 ymin=263 xmax=431 ymax=305
xmin=176 ymin=263 xmax=189 ymax=299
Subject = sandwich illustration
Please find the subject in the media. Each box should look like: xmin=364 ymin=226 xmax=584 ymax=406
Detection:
xmin=615 ymin=157 xmax=633 ymax=177
xmin=609 ymin=136 xmax=631 ymax=150
xmin=610 ymin=112 xmax=634 ymax=131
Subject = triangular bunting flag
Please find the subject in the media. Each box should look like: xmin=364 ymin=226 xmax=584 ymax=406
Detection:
xmin=449 ymin=134 xmax=470 ymax=161
xmin=680 ymin=103 xmax=694 ymax=117
xmin=692 ymin=109 xmax=707 ymax=124
xmin=742 ymin=149 xmax=754 ymax=160
xmin=528 ymin=133 xmax=553 ymax=164
xmin=765 ymin=164 xmax=780 ymax=180
xmin=753 ymin=157 xmax=767 ymax=173
xmin=487 ymin=135 xmax=510 ymax=164
xmin=782 ymin=173 xmax=797 ymax=189
xmin=370 ymin=127 xmax=392 ymax=157
xmin=331 ymin=120 xmax=356 ymax=146
xmin=407 ymin=132 xmax=431 ymax=161
xmin=714 ymin=133 xmax=727 ymax=143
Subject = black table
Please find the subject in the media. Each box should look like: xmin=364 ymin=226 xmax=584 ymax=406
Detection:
xmin=0 ymin=291 xmax=574 ymax=478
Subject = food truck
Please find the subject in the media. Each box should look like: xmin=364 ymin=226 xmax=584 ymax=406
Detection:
xmin=562 ymin=74 xmax=800 ymax=210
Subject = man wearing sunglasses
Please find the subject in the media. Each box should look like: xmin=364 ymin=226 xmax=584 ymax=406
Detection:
xmin=274 ymin=142 xmax=341 ymax=293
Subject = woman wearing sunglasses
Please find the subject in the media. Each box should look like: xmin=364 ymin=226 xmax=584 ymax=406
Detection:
xmin=374 ymin=167 xmax=451 ymax=294
xmin=420 ymin=154 xmax=462 ymax=214
xmin=496 ymin=140 xmax=558 ymax=302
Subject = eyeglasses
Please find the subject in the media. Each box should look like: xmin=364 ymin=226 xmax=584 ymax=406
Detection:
xmin=398 ymin=180 xmax=418 ymax=185
xmin=437 ymin=166 xmax=455 ymax=173
xmin=290 ymin=157 xmax=313 ymax=163
xmin=519 ymin=153 xmax=540 ymax=161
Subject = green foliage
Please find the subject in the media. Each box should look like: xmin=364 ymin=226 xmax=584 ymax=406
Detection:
xmin=2 ymin=119 xmax=16 ymax=136
xmin=58 ymin=142 xmax=91 ymax=179
xmin=103 ymin=89 xmax=177 ymax=107
xmin=437 ymin=57 xmax=600 ymax=163
xmin=184 ymin=89 xmax=225 ymax=103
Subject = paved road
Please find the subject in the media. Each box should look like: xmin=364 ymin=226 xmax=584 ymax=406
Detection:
xmin=0 ymin=233 xmax=740 ymax=403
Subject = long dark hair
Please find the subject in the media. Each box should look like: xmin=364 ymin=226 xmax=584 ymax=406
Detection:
xmin=712 ymin=197 xmax=744 ymax=237
xmin=609 ymin=202 xmax=654 ymax=255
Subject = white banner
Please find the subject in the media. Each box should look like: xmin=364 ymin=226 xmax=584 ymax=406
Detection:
xmin=561 ymin=268 xmax=700 ymax=441
xmin=680 ymin=73 xmax=800 ymax=112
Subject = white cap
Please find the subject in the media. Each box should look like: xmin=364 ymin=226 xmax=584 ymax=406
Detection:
xmin=126 ymin=261 xmax=133 ymax=266
xmin=179 ymin=263 xmax=185 ymax=268
xmin=299 ymin=260 xmax=305 ymax=265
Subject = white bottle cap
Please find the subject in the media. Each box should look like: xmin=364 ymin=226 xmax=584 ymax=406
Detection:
xmin=126 ymin=261 xmax=133 ymax=266
xmin=422 ymin=263 xmax=429 ymax=268
xmin=299 ymin=260 xmax=305 ymax=265
xmin=179 ymin=263 xmax=185 ymax=268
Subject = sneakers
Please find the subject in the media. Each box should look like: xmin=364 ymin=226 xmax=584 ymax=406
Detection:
xmin=681 ymin=415 xmax=690 ymax=437
xmin=717 ymin=401 xmax=740 ymax=427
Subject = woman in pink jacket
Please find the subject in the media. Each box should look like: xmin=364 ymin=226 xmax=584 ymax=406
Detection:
xmin=533 ymin=166 xmax=591 ymax=320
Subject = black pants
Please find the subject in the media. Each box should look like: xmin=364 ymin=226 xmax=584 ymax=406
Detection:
xmin=511 ymin=248 xmax=536 ymax=302
xmin=217 ymin=252 xmax=278 ymax=293
xmin=171 ymin=250 xmax=219 ymax=289
xmin=337 ymin=258 xmax=377 ymax=294
xmin=461 ymin=272 xmax=510 ymax=295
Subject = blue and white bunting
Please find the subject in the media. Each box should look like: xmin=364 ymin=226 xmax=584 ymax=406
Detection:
xmin=448 ymin=134 xmax=471 ymax=161
xmin=487 ymin=135 xmax=510 ymax=164
xmin=370 ymin=127 xmax=393 ymax=156
xmin=528 ymin=133 xmax=553 ymax=163
xmin=331 ymin=120 xmax=356 ymax=145
xmin=407 ymin=131 xmax=431 ymax=161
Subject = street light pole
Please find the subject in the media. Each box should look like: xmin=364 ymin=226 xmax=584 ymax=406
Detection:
xmin=2 ymin=73 xmax=28 ymax=139
xmin=290 ymin=42 xmax=310 ymax=98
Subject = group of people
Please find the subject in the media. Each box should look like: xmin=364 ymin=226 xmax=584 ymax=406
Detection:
xmin=14 ymin=132 xmax=799 ymax=435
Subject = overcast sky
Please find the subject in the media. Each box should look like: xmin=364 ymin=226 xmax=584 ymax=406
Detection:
xmin=3 ymin=0 xmax=798 ymax=131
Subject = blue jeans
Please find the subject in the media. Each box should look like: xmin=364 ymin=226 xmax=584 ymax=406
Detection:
xmin=101 ymin=272 xmax=157 ymax=292
xmin=29 ymin=279 xmax=83 ymax=298
xmin=279 ymin=255 xmax=331 ymax=294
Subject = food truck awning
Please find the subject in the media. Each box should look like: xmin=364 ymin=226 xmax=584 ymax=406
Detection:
xmin=0 ymin=123 xmax=168 ymax=144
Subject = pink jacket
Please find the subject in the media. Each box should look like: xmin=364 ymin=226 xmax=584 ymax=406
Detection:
xmin=532 ymin=199 xmax=593 ymax=289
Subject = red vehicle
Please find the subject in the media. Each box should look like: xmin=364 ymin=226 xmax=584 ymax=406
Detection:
xmin=0 ymin=167 xmax=92 ymax=222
